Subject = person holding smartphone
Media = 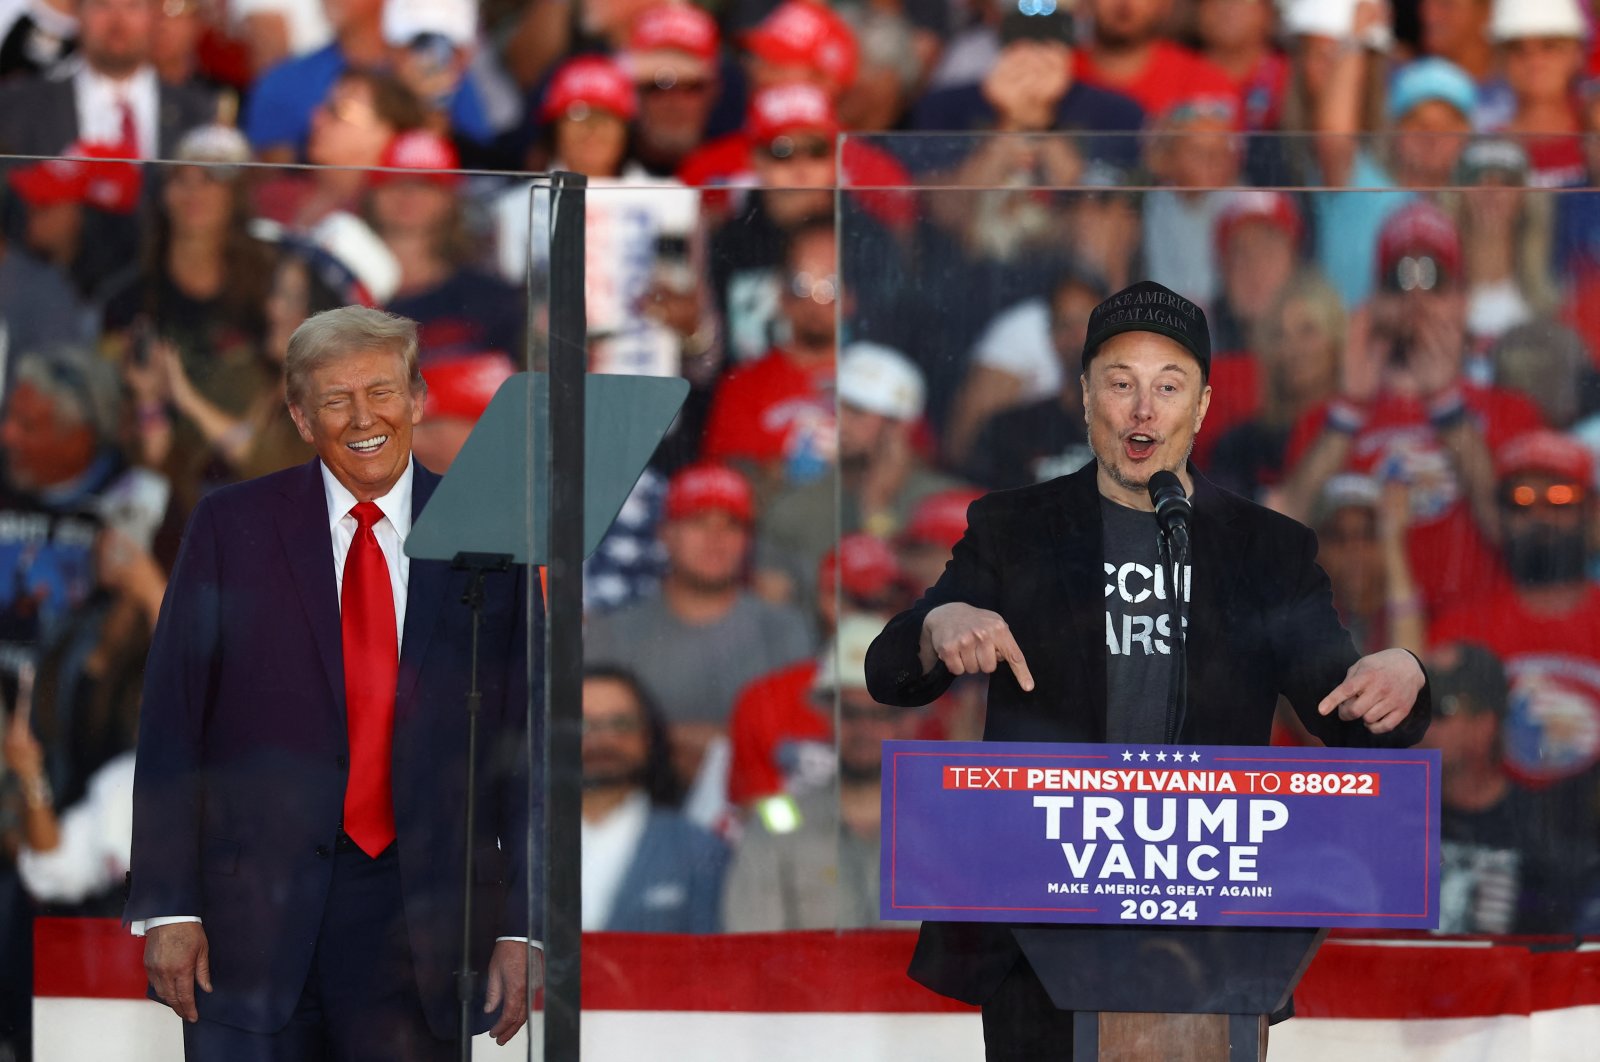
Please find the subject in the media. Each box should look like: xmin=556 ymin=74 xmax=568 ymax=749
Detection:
xmin=1279 ymin=201 xmax=1546 ymax=620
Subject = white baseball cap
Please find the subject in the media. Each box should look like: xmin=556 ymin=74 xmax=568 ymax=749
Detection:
xmin=1279 ymin=0 xmax=1359 ymax=39
xmin=383 ymin=0 xmax=478 ymax=47
xmin=308 ymin=212 xmax=403 ymax=306
xmin=837 ymin=342 xmax=925 ymax=421
xmin=1490 ymin=0 xmax=1588 ymax=42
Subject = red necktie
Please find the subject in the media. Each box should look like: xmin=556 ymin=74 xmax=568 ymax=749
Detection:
xmin=342 ymin=502 xmax=398 ymax=857
xmin=117 ymin=99 xmax=138 ymax=155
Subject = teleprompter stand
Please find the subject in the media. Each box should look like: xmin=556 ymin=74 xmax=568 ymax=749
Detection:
xmin=1012 ymin=924 xmax=1327 ymax=1061
xmin=408 ymin=370 xmax=688 ymax=1060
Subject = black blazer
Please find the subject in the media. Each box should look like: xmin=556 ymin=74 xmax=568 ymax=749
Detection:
xmin=865 ymin=462 xmax=1431 ymax=1005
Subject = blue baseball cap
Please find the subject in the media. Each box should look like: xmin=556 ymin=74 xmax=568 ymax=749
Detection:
xmin=1387 ymin=58 xmax=1477 ymax=124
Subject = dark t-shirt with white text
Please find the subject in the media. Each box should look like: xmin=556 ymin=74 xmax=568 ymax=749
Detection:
xmin=1102 ymin=498 xmax=1189 ymax=743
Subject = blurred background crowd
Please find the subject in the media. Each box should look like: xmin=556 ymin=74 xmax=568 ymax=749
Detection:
xmin=2 ymin=0 xmax=1600 ymax=1056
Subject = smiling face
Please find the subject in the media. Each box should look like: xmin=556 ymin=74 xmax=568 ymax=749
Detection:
xmin=1082 ymin=331 xmax=1211 ymax=508
xmin=289 ymin=345 xmax=423 ymax=501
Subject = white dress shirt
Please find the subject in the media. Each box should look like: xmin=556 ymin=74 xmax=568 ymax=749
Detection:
xmin=323 ymin=458 xmax=412 ymax=645
xmin=72 ymin=61 xmax=159 ymax=158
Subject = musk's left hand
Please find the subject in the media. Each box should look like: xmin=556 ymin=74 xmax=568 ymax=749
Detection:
xmin=1317 ymin=648 xmax=1426 ymax=734
xmin=484 ymin=940 xmax=544 ymax=1046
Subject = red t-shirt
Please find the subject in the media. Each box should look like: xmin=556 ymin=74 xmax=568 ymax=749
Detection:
xmin=1235 ymin=52 xmax=1289 ymax=133
xmin=1284 ymin=385 xmax=1544 ymax=617
xmin=1075 ymin=42 xmax=1240 ymax=120
xmin=726 ymin=660 xmax=832 ymax=805
xmin=1525 ymin=133 xmax=1586 ymax=189
xmin=677 ymin=132 xmax=916 ymax=230
xmin=701 ymin=347 xmax=835 ymax=465
xmin=1431 ymin=585 xmax=1600 ymax=785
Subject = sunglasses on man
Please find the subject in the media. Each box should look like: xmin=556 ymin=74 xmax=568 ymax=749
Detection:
xmin=1500 ymin=482 xmax=1585 ymax=510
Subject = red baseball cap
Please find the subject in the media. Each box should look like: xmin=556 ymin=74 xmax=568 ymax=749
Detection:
xmin=820 ymin=533 xmax=902 ymax=602
xmin=372 ymin=129 xmax=461 ymax=187
xmin=748 ymin=81 xmax=838 ymax=143
xmin=541 ymin=56 xmax=639 ymax=123
xmin=1495 ymin=430 xmax=1596 ymax=485
xmin=1214 ymin=190 xmax=1301 ymax=258
xmin=1377 ymin=201 xmax=1462 ymax=290
xmin=21 ymin=141 xmax=143 ymax=214
xmin=628 ymin=2 xmax=719 ymax=63
xmin=665 ymin=463 xmax=754 ymax=523
xmin=8 ymin=156 xmax=89 ymax=208
xmin=743 ymin=0 xmax=858 ymax=91
xmin=421 ymin=353 xmax=515 ymax=421
xmin=902 ymin=489 xmax=985 ymax=551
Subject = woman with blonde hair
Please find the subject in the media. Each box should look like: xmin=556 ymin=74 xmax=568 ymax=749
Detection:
xmin=1209 ymin=269 xmax=1347 ymax=502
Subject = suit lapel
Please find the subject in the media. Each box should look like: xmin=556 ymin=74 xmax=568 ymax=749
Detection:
xmin=1049 ymin=468 xmax=1109 ymax=741
xmin=397 ymin=462 xmax=450 ymax=712
xmin=274 ymin=459 xmax=346 ymax=713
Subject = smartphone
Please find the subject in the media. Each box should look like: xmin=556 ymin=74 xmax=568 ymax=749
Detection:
xmin=999 ymin=4 xmax=1076 ymax=47
xmin=653 ymin=234 xmax=696 ymax=296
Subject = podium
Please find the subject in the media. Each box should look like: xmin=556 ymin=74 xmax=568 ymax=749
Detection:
xmin=880 ymin=739 xmax=1441 ymax=1061
xmin=1013 ymin=925 xmax=1326 ymax=1060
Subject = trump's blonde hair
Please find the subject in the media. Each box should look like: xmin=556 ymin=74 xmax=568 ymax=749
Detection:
xmin=284 ymin=305 xmax=423 ymax=408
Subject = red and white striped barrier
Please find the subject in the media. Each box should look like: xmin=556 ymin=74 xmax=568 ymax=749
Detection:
xmin=33 ymin=920 xmax=1600 ymax=1060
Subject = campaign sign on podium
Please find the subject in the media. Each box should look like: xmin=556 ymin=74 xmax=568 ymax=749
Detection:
xmin=880 ymin=740 xmax=1441 ymax=929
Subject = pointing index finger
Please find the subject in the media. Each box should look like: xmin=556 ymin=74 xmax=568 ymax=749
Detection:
xmin=1000 ymin=634 xmax=1035 ymax=692
xmin=1317 ymin=678 xmax=1356 ymax=717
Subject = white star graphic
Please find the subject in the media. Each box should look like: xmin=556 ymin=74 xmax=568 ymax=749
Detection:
xmin=1156 ymin=751 xmax=1168 ymax=762
xmin=1138 ymin=751 xmax=1150 ymax=762
xmin=1190 ymin=752 xmax=1201 ymax=763
xmin=1121 ymin=750 xmax=1133 ymax=761
xmin=1172 ymin=750 xmax=1184 ymax=761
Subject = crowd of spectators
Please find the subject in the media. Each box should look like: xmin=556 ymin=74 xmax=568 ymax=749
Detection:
xmin=3 ymin=0 xmax=1600 ymax=1056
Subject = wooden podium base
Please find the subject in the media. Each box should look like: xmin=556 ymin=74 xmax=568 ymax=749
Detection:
xmin=1073 ymin=1012 xmax=1268 ymax=1061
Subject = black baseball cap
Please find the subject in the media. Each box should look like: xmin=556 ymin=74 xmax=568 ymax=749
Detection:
xmin=1081 ymin=280 xmax=1212 ymax=381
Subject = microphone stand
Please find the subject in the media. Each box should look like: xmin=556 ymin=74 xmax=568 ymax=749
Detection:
xmin=1158 ymin=524 xmax=1190 ymax=744
xmin=452 ymin=550 xmax=512 ymax=1062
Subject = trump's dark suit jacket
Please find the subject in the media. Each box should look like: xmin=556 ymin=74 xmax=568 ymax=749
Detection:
xmin=125 ymin=458 xmax=539 ymax=1038
xmin=865 ymin=462 xmax=1430 ymax=1006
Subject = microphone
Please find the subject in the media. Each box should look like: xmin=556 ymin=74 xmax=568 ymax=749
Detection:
xmin=1147 ymin=471 xmax=1191 ymax=540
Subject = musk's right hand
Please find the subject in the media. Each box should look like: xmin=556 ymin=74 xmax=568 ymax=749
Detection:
xmin=920 ymin=603 xmax=1035 ymax=691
